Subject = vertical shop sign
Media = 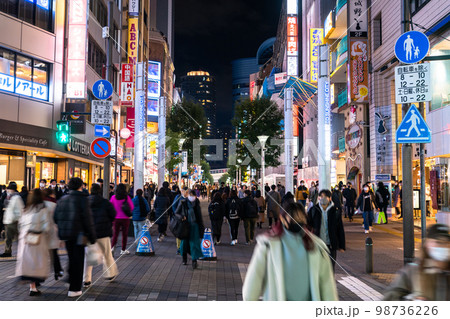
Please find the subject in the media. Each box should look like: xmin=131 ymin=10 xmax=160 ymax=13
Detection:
xmin=310 ymin=28 xmax=324 ymax=83
xmin=127 ymin=17 xmax=138 ymax=64
xmin=348 ymin=0 xmax=368 ymax=38
xmin=67 ymin=0 xmax=88 ymax=99
xmin=286 ymin=0 xmax=298 ymax=76
xmin=126 ymin=107 xmax=135 ymax=148
xmin=348 ymin=39 xmax=369 ymax=103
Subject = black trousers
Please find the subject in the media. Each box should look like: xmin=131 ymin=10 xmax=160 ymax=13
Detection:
xmin=51 ymin=249 xmax=63 ymax=274
xmin=211 ymin=218 xmax=223 ymax=242
xmin=268 ymin=217 xmax=278 ymax=226
xmin=228 ymin=218 xmax=240 ymax=240
xmin=327 ymin=245 xmax=337 ymax=272
xmin=346 ymin=205 xmax=355 ymax=220
xmin=158 ymin=223 xmax=168 ymax=235
xmin=65 ymin=240 xmax=85 ymax=292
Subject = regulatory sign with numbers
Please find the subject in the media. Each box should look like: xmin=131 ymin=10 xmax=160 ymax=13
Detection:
xmin=91 ymin=100 xmax=113 ymax=125
xmin=395 ymin=63 xmax=431 ymax=104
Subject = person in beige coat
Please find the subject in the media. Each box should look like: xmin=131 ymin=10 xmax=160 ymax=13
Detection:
xmin=243 ymin=202 xmax=338 ymax=301
xmin=15 ymin=189 xmax=51 ymax=296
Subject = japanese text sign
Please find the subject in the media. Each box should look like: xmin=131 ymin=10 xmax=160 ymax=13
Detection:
xmin=310 ymin=28 xmax=324 ymax=83
xmin=348 ymin=39 xmax=369 ymax=103
xmin=127 ymin=17 xmax=138 ymax=64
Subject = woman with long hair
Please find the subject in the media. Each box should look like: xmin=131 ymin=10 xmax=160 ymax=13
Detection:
xmin=254 ymin=190 xmax=265 ymax=229
xmin=110 ymin=183 xmax=134 ymax=255
xmin=15 ymin=188 xmax=51 ymax=296
xmin=384 ymin=224 xmax=450 ymax=301
xmin=153 ymin=187 xmax=170 ymax=241
xmin=243 ymin=202 xmax=338 ymax=301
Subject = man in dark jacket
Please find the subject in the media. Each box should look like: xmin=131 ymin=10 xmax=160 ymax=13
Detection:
xmin=357 ymin=184 xmax=378 ymax=233
xmin=342 ymin=182 xmax=357 ymax=221
xmin=54 ymin=177 xmax=96 ymax=297
xmin=307 ymin=189 xmax=346 ymax=271
xmin=84 ymin=183 xmax=118 ymax=287
xmin=241 ymin=190 xmax=259 ymax=244
xmin=375 ymin=182 xmax=390 ymax=224
xmin=225 ymin=190 xmax=242 ymax=245
xmin=332 ymin=186 xmax=343 ymax=215
xmin=208 ymin=192 xmax=225 ymax=244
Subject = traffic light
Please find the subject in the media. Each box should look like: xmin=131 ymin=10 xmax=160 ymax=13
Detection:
xmin=56 ymin=120 xmax=70 ymax=144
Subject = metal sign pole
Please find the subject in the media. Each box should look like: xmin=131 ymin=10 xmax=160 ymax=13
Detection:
xmin=419 ymin=102 xmax=427 ymax=239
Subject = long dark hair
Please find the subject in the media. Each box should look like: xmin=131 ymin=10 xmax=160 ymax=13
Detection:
xmin=115 ymin=183 xmax=128 ymax=200
xmin=269 ymin=202 xmax=314 ymax=251
xmin=25 ymin=188 xmax=44 ymax=211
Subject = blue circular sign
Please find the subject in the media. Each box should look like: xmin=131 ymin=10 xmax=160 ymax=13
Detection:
xmin=394 ymin=31 xmax=429 ymax=64
xmin=92 ymin=80 xmax=113 ymax=100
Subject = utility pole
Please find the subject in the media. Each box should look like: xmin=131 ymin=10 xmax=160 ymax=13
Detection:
xmin=134 ymin=62 xmax=145 ymax=192
xmin=318 ymin=44 xmax=331 ymax=190
xmin=102 ymin=0 xmax=112 ymax=199
xmin=284 ymin=87 xmax=294 ymax=194
xmin=401 ymin=0 xmax=414 ymax=264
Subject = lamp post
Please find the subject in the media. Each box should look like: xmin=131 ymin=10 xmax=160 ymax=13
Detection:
xmin=178 ymin=138 xmax=185 ymax=188
xmin=258 ymin=135 xmax=269 ymax=195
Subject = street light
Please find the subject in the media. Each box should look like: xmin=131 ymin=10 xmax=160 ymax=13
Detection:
xmin=178 ymin=138 xmax=186 ymax=188
xmin=258 ymin=135 xmax=269 ymax=196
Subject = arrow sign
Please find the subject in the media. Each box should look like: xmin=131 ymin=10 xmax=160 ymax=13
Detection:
xmin=94 ymin=125 xmax=110 ymax=138
xmin=90 ymin=137 xmax=111 ymax=158
xmin=396 ymin=104 xmax=431 ymax=144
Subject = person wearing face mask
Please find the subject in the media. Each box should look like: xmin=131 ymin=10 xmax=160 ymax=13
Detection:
xmin=331 ymin=185 xmax=343 ymax=216
xmin=342 ymin=182 xmax=357 ymax=221
xmin=175 ymin=190 xmax=204 ymax=269
xmin=39 ymin=179 xmax=47 ymax=190
xmin=243 ymin=202 xmax=338 ymax=301
xmin=357 ymin=184 xmax=378 ymax=233
xmin=0 ymin=182 xmax=24 ymax=258
xmin=308 ymin=181 xmax=318 ymax=207
xmin=295 ymin=180 xmax=309 ymax=207
xmin=172 ymin=187 xmax=189 ymax=254
xmin=307 ymin=189 xmax=346 ymax=270
xmin=384 ymin=224 xmax=450 ymax=301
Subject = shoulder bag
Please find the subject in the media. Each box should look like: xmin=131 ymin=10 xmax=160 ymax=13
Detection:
xmin=25 ymin=206 xmax=45 ymax=246
xmin=122 ymin=198 xmax=132 ymax=217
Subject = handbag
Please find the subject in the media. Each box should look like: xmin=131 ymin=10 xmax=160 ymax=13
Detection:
xmin=169 ymin=202 xmax=190 ymax=239
xmin=122 ymin=198 xmax=132 ymax=217
xmin=25 ymin=207 xmax=44 ymax=246
xmin=85 ymin=243 xmax=102 ymax=266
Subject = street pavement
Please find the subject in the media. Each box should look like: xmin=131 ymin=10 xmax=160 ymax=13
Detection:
xmin=0 ymin=201 xmax=425 ymax=301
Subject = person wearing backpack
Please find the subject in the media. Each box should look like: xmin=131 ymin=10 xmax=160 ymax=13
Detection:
xmin=242 ymin=190 xmax=259 ymax=245
xmin=110 ymin=183 xmax=134 ymax=255
xmin=375 ymin=182 xmax=390 ymax=224
xmin=132 ymin=189 xmax=150 ymax=239
xmin=154 ymin=187 xmax=171 ymax=242
xmin=225 ymin=190 xmax=242 ymax=246
xmin=208 ymin=192 xmax=225 ymax=245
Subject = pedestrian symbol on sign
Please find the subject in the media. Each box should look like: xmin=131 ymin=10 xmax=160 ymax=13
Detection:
xmin=396 ymin=104 xmax=431 ymax=144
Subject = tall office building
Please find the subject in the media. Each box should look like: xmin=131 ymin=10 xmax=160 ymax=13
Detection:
xmin=231 ymin=58 xmax=260 ymax=109
xmin=180 ymin=71 xmax=217 ymax=137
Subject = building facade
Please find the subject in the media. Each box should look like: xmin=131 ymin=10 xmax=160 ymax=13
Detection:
xmin=231 ymin=58 xmax=259 ymax=110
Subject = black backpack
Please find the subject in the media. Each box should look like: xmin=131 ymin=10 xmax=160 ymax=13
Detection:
xmin=209 ymin=202 xmax=219 ymax=219
xmin=122 ymin=198 xmax=132 ymax=217
xmin=229 ymin=199 xmax=239 ymax=220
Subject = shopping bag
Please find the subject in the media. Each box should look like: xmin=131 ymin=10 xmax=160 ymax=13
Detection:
xmin=374 ymin=211 xmax=380 ymax=224
xmin=85 ymin=243 xmax=102 ymax=266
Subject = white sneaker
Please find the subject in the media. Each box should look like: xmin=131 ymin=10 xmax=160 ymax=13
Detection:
xmin=364 ymin=230 xmax=369 ymax=234
xmin=230 ymin=240 xmax=236 ymax=246
xmin=68 ymin=291 xmax=82 ymax=297
xmin=111 ymin=247 xmax=115 ymax=254
xmin=216 ymin=241 xmax=220 ymax=245
xmin=120 ymin=250 xmax=130 ymax=255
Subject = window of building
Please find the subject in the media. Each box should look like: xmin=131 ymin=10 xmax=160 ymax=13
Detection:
xmin=0 ymin=0 xmax=53 ymax=32
xmin=88 ymin=38 xmax=106 ymax=77
xmin=90 ymin=0 xmax=107 ymax=26
xmin=112 ymin=23 xmax=120 ymax=52
xmin=0 ymin=47 xmax=50 ymax=100
xmin=429 ymin=36 xmax=450 ymax=111
xmin=112 ymin=67 xmax=119 ymax=93
xmin=410 ymin=0 xmax=431 ymax=15
xmin=373 ymin=14 xmax=382 ymax=51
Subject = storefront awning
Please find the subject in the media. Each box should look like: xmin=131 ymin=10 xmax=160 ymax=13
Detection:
xmin=279 ymin=76 xmax=318 ymax=107
xmin=347 ymin=166 xmax=360 ymax=181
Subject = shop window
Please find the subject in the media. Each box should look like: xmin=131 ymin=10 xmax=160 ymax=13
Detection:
xmin=0 ymin=47 xmax=50 ymax=100
xmin=429 ymin=36 xmax=450 ymax=111
xmin=0 ymin=0 xmax=53 ymax=33
xmin=0 ymin=152 xmax=25 ymax=189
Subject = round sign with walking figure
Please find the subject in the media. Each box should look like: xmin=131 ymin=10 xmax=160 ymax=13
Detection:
xmin=90 ymin=137 xmax=111 ymax=158
xmin=394 ymin=31 xmax=429 ymax=64
xmin=92 ymin=79 xmax=113 ymax=100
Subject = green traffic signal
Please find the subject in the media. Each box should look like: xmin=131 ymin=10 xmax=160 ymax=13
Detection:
xmin=56 ymin=120 xmax=70 ymax=145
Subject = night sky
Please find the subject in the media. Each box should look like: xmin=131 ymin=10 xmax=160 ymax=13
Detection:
xmin=174 ymin=0 xmax=282 ymax=128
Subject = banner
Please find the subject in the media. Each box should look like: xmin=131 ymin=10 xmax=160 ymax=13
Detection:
xmin=127 ymin=17 xmax=138 ymax=64
xmin=310 ymin=28 xmax=323 ymax=83
xmin=348 ymin=38 xmax=369 ymax=103
xmin=126 ymin=107 xmax=135 ymax=148
xmin=182 ymin=151 xmax=188 ymax=176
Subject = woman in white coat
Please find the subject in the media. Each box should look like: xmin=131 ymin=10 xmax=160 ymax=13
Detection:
xmin=15 ymin=188 xmax=51 ymax=296
xmin=243 ymin=202 xmax=338 ymax=301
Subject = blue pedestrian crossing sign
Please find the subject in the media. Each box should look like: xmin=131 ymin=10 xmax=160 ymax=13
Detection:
xmin=92 ymin=79 xmax=113 ymax=100
xmin=394 ymin=31 xmax=429 ymax=64
xmin=94 ymin=125 xmax=110 ymax=138
xmin=396 ymin=104 xmax=431 ymax=143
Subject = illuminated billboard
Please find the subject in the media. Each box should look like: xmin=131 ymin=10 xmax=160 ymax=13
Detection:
xmin=127 ymin=17 xmax=138 ymax=64
xmin=310 ymin=28 xmax=324 ymax=83
xmin=67 ymin=0 xmax=88 ymax=99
